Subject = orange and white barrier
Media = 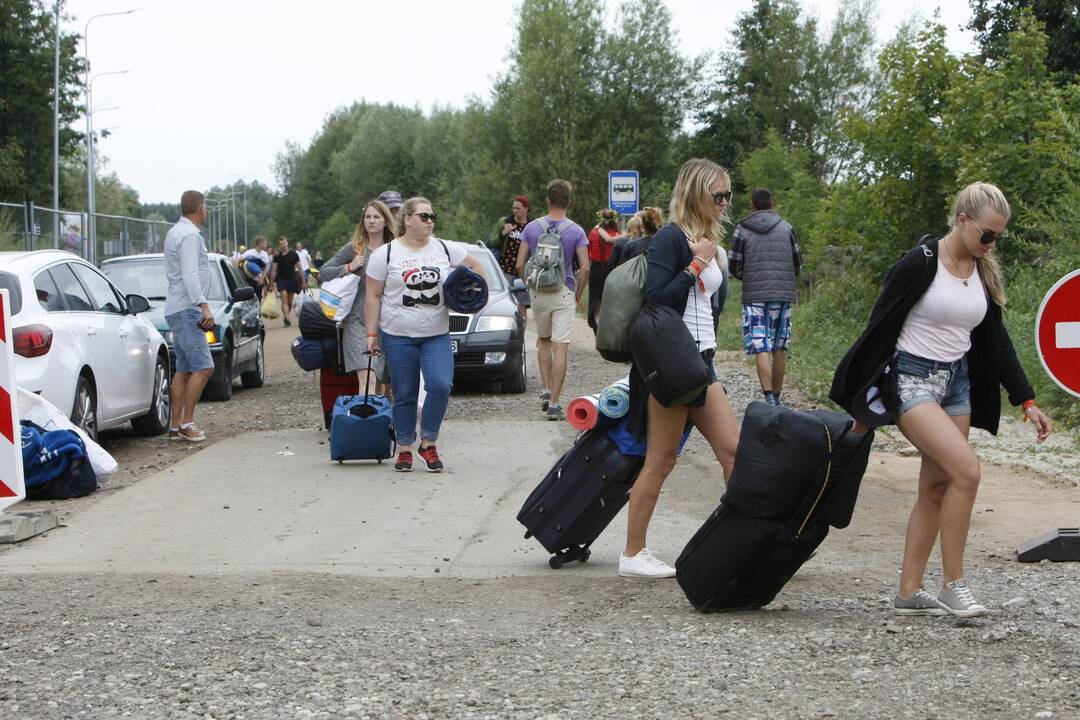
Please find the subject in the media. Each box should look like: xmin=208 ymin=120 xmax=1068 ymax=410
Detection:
xmin=0 ymin=288 xmax=25 ymax=512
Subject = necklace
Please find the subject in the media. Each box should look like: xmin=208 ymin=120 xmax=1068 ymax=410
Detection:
xmin=941 ymin=237 xmax=971 ymax=286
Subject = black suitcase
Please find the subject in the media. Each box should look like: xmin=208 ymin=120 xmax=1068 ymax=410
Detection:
xmin=675 ymin=403 xmax=874 ymax=611
xmin=517 ymin=429 xmax=645 ymax=569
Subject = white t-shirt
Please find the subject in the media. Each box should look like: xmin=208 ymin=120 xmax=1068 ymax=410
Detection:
xmin=897 ymin=259 xmax=988 ymax=362
xmin=683 ymin=252 xmax=725 ymax=352
xmin=297 ymin=248 xmax=312 ymax=272
xmin=366 ymin=238 xmax=469 ymax=337
xmin=240 ymin=248 xmax=271 ymax=278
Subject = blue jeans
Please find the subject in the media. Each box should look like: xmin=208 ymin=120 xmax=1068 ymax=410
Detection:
xmin=380 ymin=332 xmax=454 ymax=447
xmin=894 ymin=350 xmax=972 ymax=416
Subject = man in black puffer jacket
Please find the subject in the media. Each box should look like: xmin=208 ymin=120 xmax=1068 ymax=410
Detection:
xmin=729 ymin=188 xmax=802 ymax=407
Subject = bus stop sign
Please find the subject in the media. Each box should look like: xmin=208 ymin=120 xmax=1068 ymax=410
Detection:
xmin=608 ymin=170 xmax=639 ymax=216
xmin=1035 ymin=269 xmax=1080 ymax=398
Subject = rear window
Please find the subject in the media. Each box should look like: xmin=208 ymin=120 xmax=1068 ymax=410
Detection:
xmin=0 ymin=271 xmax=22 ymax=315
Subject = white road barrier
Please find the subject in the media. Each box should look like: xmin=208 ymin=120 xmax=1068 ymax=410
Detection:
xmin=0 ymin=288 xmax=26 ymax=512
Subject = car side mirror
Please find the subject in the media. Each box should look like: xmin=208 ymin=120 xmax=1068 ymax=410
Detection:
xmin=510 ymin=277 xmax=530 ymax=304
xmin=126 ymin=294 xmax=151 ymax=314
xmin=231 ymin=286 xmax=256 ymax=302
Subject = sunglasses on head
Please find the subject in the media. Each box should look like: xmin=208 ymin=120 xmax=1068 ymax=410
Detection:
xmin=712 ymin=190 xmax=732 ymax=205
xmin=412 ymin=212 xmax=437 ymax=223
xmin=968 ymin=216 xmax=1007 ymax=245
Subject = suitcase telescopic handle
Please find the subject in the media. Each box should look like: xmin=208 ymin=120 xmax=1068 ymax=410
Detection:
xmin=363 ymin=350 xmax=374 ymax=407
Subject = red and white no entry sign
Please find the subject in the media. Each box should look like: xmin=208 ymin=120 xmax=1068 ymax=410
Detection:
xmin=1035 ymin=269 xmax=1080 ymax=399
xmin=0 ymin=288 xmax=26 ymax=511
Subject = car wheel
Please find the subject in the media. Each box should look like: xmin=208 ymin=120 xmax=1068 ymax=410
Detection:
xmin=501 ymin=343 xmax=527 ymax=394
xmin=240 ymin=335 xmax=265 ymax=389
xmin=203 ymin=340 xmax=234 ymax=401
xmin=132 ymin=354 xmax=171 ymax=436
xmin=71 ymin=375 xmax=98 ymax=442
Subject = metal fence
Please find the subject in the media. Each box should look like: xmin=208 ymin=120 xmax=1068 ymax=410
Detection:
xmin=0 ymin=200 xmax=237 ymax=265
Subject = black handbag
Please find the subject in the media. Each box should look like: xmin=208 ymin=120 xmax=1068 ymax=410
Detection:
xmin=629 ymin=303 xmax=710 ymax=407
xmin=850 ymin=355 xmax=899 ymax=428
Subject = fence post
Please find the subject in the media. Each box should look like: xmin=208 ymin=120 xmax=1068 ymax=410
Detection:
xmin=122 ymin=217 xmax=130 ymax=257
xmin=22 ymin=201 xmax=32 ymax=251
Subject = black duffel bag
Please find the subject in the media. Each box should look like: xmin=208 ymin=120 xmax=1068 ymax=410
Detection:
xmin=721 ymin=402 xmax=874 ymax=527
xmin=299 ymin=301 xmax=337 ymax=341
xmin=629 ymin=303 xmax=709 ymax=407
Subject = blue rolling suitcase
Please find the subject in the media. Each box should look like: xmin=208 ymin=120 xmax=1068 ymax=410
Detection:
xmin=329 ymin=356 xmax=395 ymax=464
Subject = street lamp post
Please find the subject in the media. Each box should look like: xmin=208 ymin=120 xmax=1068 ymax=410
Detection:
xmin=83 ymin=8 xmax=137 ymax=263
xmin=52 ymin=1 xmax=62 ymax=247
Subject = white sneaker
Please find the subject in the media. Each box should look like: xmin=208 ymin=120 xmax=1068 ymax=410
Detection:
xmin=618 ymin=548 xmax=676 ymax=578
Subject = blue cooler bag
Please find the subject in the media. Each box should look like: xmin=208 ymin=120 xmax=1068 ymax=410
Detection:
xmin=329 ymin=356 xmax=394 ymax=463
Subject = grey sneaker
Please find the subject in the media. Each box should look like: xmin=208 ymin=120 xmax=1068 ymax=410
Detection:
xmin=937 ymin=579 xmax=990 ymax=618
xmin=893 ymin=589 xmax=947 ymax=616
xmin=547 ymin=404 xmax=565 ymax=421
xmin=540 ymin=391 xmax=551 ymax=412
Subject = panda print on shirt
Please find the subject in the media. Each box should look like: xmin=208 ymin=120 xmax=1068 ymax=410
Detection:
xmin=402 ymin=266 xmax=441 ymax=307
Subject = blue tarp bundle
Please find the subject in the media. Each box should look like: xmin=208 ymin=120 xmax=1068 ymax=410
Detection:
xmin=19 ymin=421 xmax=97 ymax=499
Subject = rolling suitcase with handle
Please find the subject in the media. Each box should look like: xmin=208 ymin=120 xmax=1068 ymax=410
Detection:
xmin=329 ymin=354 xmax=394 ymax=463
xmin=675 ymin=402 xmax=874 ymax=611
xmin=517 ymin=428 xmax=645 ymax=569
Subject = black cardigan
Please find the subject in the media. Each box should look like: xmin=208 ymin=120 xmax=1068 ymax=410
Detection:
xmin=644 ymin=224 xmax=695 ymax=312
xmin=829 ymin=236 xmax=1034 ymax=435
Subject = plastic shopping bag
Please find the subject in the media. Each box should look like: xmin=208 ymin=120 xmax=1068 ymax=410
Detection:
xmin=296 ymin=288 xmax=315 ymax=307
xmin=261 ymin=292 xmax=282 ymax=319
xmin=318 ymin=274 xmax=360 ymax=322
xmin=17 ymin=388 xmax=118 ymax=476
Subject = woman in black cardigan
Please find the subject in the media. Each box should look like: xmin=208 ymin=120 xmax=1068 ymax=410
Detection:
xmin=619 ymin=158 xmax=741 ymax=579
xmin=831 ymin=182 xmax=1052 ymax=618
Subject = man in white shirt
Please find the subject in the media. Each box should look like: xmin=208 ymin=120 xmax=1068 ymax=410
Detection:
xmin=295 ymin=240 xmax=312 ymax=284
xmin=238 ymin=236 xmax=271 ymax=299
xmin=164 ymin=190 xmax=214 ymax=443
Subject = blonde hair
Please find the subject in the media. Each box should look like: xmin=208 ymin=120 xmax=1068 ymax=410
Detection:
xmin=625 ymin=215 xmax=645 ymax=238
xmin=397 ymin=196 xmax=433 ymax=237
xmin=669 ymin=158 xmax=730 ymax=245
xmin=948 ymin=182 xmax=1010 ymax=306
xmin=351 ymin=200 xmax=395 ymax=256
xmin=639 ymin=206 xmax=663 ymax=235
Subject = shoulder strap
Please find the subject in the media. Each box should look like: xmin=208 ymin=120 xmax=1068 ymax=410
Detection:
xmin=438 ymin=238 xmax=451 ymax=262
xmin=537 ymin=217 xmax=550 ymax=233
xmin=554 ymin=219 xmax=571 ymax=234
xmin=386 ymin=241 xmax=393 ymax=264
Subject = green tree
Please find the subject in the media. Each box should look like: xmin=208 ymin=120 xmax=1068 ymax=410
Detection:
xmin=969 ymin=0 xmax=1080 ymax=83
xmin=736 ymin=130 xmax=824 ymax=245
xmin=0 ymin=0 xmax=85 ymax=201
xmin=313 ymin=209 xmax=354 ymax=257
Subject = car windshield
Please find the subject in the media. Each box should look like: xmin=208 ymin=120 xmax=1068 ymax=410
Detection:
xmin=102 ymin=258 xmax=225 ymax=301
xmin=466 ymin=250 xmax=505 ymax=293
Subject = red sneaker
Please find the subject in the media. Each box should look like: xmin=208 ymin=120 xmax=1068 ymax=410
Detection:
xmin=417 ymin=445 xmax=444 ymax=472
xmin=394 ymin=451 xmax=413 ymax=472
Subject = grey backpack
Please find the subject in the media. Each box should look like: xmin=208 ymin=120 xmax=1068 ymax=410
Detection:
xmin=524 ymin=218 xmax=570 ymax=292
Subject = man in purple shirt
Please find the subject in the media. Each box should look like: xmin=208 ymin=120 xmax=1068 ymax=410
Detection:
xmin=516 ymin=179 xmax=590 ymax=421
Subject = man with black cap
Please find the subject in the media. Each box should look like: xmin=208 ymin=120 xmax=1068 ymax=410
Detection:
xmin=379 ymin=190 xmax=403 ymax=220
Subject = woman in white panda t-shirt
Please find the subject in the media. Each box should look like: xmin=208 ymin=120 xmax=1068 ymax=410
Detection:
xmin=365 ymin=196 xmax=485 ymax=473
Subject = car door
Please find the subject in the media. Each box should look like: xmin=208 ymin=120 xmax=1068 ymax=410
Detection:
xmin=45 ymin=262 xmax=127 ymax=423
xmin=70 ymin=262 xmax=153 ymax=417
xmin=222 ymin=259 xmax=259 ymax=365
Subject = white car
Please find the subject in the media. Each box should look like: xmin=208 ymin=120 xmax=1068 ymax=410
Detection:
xmin=0 ymin=250 xmax=171 ymax=440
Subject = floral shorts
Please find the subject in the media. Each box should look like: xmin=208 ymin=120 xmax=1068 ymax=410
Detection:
xmin=894 ymin=350 xmax=971 ymax=417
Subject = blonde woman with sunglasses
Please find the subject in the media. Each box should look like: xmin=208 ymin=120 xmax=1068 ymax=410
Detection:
xmin=619 ymin=159 xmax=741 ymax=579
xmin=364 ymin=197 xmax=485 ymax=473
xmin=832 ymin=182 xmax=1052 ymax=618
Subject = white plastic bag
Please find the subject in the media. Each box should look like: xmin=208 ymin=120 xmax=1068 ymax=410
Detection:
xmin=296 ymin=288 xmax=315 ymax=307
xmin=319 ymin=274 xmax=360 ymax=322
xmin=17 ymin=389 xmax=118 ymax=476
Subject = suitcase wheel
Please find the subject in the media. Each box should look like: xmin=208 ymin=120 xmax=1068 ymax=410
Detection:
xmin=523 ymin=531 xmax=533 ymax=540
xmin=337 ymin=459 xmax=343 ymax=465
xmin=549 ymin=555 xmax=564 ymax=570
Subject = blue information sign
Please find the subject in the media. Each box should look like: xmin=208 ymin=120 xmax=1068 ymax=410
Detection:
xmin=608 ymin=170 xmax=639 ymax=215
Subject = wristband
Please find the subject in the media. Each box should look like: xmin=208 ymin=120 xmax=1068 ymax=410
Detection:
xmin=367 ymin=332 xmax=379 ymax=338
xmin=1022 ymin=399 xmax=1037 ymax=422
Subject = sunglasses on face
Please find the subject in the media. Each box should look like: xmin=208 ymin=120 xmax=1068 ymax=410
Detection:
xmin=712 ymin=190 xmax=732 ymax=205
xmin=968 ymin=216 xmax=1007 ymax=245
xmin=412 ymin=212 xmax=437 ymax=223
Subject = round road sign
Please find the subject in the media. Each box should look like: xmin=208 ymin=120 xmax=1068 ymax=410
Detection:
xmin=1035 ymin=269 xmax=1080 ymax=399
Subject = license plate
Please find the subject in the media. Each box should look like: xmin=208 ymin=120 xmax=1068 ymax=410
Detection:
xmin=450 ymin=340 xmax=458 ymax=354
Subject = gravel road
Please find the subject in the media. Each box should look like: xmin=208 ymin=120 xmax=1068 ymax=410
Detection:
xmin=3 ymin=315 xmax=1079 ymax=719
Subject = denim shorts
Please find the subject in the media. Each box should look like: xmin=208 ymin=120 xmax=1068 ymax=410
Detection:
xmin=166 ymin=308 xmax=214 ymax=373
xmin=894 ymin=350 xmax=971 ymax=416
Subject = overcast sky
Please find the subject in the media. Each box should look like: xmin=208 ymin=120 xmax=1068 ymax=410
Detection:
xmin=64 ymin=0 xmax=976 ymax=204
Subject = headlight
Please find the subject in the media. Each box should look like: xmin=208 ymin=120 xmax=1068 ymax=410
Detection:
xmin=475 ymin=315 xmax=515 ymax=332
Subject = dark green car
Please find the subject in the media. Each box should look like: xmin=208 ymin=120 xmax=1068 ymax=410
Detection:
xmin=101 ymin=252 xmax=265 ymax=401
